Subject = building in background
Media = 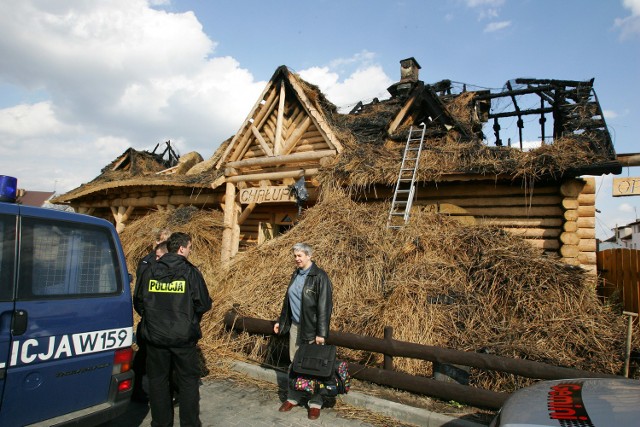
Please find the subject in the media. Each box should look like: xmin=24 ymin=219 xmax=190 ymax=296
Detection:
xmin=605 ymin=219 xmax=640 ymax=250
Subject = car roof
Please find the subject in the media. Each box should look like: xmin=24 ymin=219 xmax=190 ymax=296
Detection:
xmin=496 ymin=377 xmax=640 ymax=427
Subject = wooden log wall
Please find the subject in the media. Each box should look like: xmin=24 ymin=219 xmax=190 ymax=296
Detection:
xmin=361 ymin=181 xmax=564 ymax=251
xmin=560 ymin=177 xmax=597 ymax=273
xmin=238 ymin=204 xmax=299 ymax=249
xmin=70 ymin=186 xmax=222 ymax=233
xmin=360 ymin=179 xmax=598 ymax=273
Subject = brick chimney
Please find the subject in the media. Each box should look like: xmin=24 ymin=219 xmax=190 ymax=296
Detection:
xmin=400 ymin=57 xmax=421 ymax=82
xmin=388 ymin=57 xmax=421 ymax=97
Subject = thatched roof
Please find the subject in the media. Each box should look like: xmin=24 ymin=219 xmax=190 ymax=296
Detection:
xmin=52 ymin=144 xmax=225 ymax=204
xmin=54 ymin=68 xmax=620 ymax=204
xmin=290 ymin=73 xmax=621 ymax=188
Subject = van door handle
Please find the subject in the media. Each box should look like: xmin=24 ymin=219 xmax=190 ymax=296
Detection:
xmin=12 ymin=310 xmax=28 ymax=336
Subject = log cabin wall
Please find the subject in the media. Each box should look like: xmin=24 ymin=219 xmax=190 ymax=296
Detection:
xmin=70 ymin=186 xmax=222 ymax=232
xmin=356 ymin=177 xmax=597 ymax=273
xmin=560 ymin=177 xmax=596 ymax=273
xmin=238 ymin=203 xmax=299 ymax=251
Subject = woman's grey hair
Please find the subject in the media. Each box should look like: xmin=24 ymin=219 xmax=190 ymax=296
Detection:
xmin=292 ymin=242 xmax=313 ymax=257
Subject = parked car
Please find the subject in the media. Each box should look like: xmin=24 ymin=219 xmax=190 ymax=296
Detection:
xmin=0 ymin=175 xmax=135 ymax=426
xmin=490 ymin=377 xmax=640 ymax=427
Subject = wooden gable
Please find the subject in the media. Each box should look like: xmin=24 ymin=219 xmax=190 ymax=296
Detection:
xmin=216 ymin=66 xmax=341 ymax=171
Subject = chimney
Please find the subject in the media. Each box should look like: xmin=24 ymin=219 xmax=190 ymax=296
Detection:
xmin=387 ymin=57 xmax=422 ymax=98
xmin=400 ymin=57 xmax=421 ymax=82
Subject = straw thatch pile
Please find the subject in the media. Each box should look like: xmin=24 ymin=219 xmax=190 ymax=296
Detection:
xmin=318 ymin=134 xmax=610 ymax=192
xmin=120 ymin=206 xmax=225 ymax=315
xmin=116 ymin=189 xmax=635 ymax=393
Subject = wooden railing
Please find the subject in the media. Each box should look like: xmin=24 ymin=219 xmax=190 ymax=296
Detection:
xmin=223 ymin=309 xmax=619 ymax=410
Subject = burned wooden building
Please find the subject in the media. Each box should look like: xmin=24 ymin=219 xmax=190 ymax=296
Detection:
xmin=53 ymin=58 xmax=621 ymax=273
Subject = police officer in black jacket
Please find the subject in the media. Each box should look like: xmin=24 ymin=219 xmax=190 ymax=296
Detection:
xmin=132 ymin=229 xmax=171 ymax=403
xmin=134 ymin=232 xmax=212 ymax=427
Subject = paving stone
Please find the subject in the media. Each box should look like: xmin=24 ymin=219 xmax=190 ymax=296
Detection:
xmin=103 ymin=377 xmax=377 ymax=427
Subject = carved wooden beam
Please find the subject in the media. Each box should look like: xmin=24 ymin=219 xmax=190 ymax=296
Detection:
xmin=226 ymin=168 xmax=319 ymax=183
xmin=226 ymin=149 xmax=336 ymax=170
xmin=251 ymin=125 xmax=274 ymax=157
xmin=274 ymin=82 xmax=286 ymax=155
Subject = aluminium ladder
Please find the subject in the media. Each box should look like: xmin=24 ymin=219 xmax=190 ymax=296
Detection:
xmin=386 ymin=124 xmax=426 ymax=229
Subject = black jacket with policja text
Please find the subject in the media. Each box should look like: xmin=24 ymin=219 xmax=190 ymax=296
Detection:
xmin=134 ymin=252 xmax=212 ymax=347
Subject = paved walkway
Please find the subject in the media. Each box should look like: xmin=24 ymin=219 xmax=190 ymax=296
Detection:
xmin=105 ymin=378 xmax=378 ymax=427
xmin=102 ymin=362 xmax=488 ymax=427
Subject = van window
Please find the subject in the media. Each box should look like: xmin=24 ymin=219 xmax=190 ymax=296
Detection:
xmin=0 ymin=214 xmax=16 ymax=301
xmin=17 ymin=218 xmax=122 ymax=298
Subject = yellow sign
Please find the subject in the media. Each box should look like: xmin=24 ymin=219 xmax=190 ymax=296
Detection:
xmin=239 ymin=186 xmax=295 ymax=204
xmin=613 ymin=177 xmax=640 ymax=197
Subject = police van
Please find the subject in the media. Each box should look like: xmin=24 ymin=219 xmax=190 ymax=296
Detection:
xmin=0 ymin=176 xmax=134 ymax=426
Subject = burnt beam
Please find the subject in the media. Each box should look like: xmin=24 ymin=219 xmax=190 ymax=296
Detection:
xmin=488 ymin=107 xmax=554 ymax=119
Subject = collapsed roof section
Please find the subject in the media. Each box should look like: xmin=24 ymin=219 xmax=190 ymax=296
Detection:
xmin=50 ymin=142 xmax=220 ymax=205
xmin=315 ymin=59 xmax=620 ymax=187
xmin=474 ymin=78 xmax=615 ymax=157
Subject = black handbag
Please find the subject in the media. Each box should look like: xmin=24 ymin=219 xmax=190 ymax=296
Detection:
xmin=291 ymin=343 xmax=337 ymax=379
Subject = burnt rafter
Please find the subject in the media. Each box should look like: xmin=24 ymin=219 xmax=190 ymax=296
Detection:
xmin=473 ymin=77 xmax=614 ymax=158
xmin=151 ymin=140 xmax=180 ymax=168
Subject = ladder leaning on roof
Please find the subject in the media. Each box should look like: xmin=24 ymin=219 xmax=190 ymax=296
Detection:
xmin=387 ymin=123 xmax=426 ymax=229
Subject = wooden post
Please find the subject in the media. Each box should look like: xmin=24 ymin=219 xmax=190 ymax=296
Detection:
xmin=231 ymin=197 xmax=241 ymax=257
xmin=623 ymin=311 xmax=638 ymax=378
xmin=221 ymin=182 xmax=237 ymax=265
xmin=384 ymin=326 xmax=394 ymax=371
xmin=111 ymin=205 xmax=134 ymax=233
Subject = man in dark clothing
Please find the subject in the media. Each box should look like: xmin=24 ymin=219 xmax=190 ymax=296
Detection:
xmin=132 ymin=229 xmax=171 ymax=403
xmin=134 ymin=232 xmax=212 ymax=427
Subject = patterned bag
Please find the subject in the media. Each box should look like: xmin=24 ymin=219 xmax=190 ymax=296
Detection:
xmin=290 ymin=360 xmax=351 ymax=396
xmin=317 ymin=360 xmax=351 ymax=397
xmin=293 ymin=376 xmax=317 ymax=393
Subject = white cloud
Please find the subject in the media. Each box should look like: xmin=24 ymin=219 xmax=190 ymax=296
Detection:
xmin=0 ymin=102 xmax=78 ymax=138
xmin=298 ymin=56 xmax=394 ymax=112
xmin=329 ymin=50 xmax=377 ymax=70
xmin=484 ymin=21 xmax=511 ymax=33
xmin=623 ymin=0 xmax=640 ymax=15
xmin=0 ymin=2 xmax=397 ymax=194
xmin=464 ymin=0 xmax=505 ymax=7
xmin=0 ymin=0 xmax=266 ymax=193
xmin=602 ymin=109 xmax=618 ymax=119
xmin=619 ymin=202 xmax=635 ymax=213
xmin=463 ymin=0 xmax=505 ymax=22
xmin=479 ymin=8 xmax=500 ymax=20
xmin=520 ymin=139 xmax=543 ymax=151
xmin=615 ymin=0 xmax=640 ymax=38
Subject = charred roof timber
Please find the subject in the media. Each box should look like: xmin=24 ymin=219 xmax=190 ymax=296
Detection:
xmin=473 ymin=78 xmax=614 ymax=158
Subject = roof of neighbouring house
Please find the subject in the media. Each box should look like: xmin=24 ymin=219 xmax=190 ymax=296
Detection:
xmin=16 ymin=190 xmax=55 ymax=206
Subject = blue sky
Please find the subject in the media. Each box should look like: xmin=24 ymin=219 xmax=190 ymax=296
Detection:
xmin=0 ymin=0 xmax=638 ymax=239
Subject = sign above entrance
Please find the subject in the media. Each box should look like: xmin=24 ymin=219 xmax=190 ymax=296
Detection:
xmin=613 ymin=177 xmax=640 ymax=197
xmin=239 ymin=186 xmax=296 ymax=204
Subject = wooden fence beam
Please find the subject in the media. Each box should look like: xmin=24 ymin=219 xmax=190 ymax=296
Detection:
xmin=223 ymin=311 xmax=618 ymax=381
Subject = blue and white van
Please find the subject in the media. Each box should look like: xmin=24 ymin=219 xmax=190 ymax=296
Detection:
xmin=0 ymin=176 xmax=134 ymax=426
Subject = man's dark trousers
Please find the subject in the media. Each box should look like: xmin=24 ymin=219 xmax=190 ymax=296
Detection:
xmin=146 ymin=342 xmax=202 ymax=427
